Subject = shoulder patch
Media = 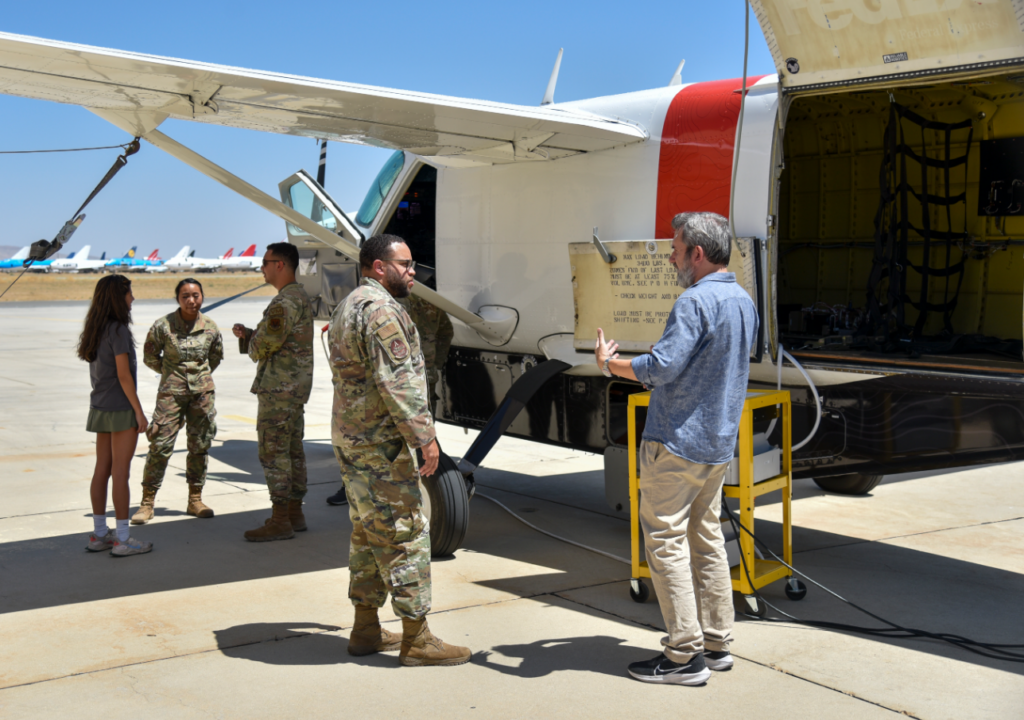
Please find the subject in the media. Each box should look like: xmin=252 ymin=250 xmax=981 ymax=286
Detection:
xmin=375 ymin=320 xmax=402 ymax=342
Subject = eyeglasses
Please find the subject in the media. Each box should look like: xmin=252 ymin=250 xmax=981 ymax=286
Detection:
xmin=386 ymin=258 xmax=416 ymax=272
xmin=261 ymin=258 xmax=284 ymax=267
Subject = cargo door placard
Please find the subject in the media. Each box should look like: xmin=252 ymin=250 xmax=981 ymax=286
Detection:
xmin=569 ymin=238 xmax=758 ymax=352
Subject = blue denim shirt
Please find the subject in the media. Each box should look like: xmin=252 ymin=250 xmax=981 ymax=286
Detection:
xmin=631 ymin=272 xmax=758 ymax=465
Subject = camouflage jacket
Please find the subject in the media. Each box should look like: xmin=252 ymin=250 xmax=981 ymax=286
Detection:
xmin=247 ymin=282 xmax=314 ymax=403
xmin=398 ymin=294 xmax=454 ymax=373
xmin=143 ymin=311 xmax=223 ymax=395
xmin=328 ymin=277 xmax=435 ymax=449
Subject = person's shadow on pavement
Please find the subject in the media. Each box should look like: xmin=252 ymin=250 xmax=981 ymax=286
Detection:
xmin=214 ymin=622 xmax=396 ymax=667
xmin=477 ymin=635 xmax=649 ymax=679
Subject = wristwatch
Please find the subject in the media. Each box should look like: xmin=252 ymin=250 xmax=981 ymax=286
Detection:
xmin=602 ymin=357 xmax=613 ymax=378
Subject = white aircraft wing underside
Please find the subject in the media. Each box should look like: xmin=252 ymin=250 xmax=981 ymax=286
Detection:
xmin=0 ymin=32 xmax=648 ymax=166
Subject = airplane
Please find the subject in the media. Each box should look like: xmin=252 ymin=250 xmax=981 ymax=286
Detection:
xmin=23 ymin=247 xmax=83 ymax=273
xmin=220 ymin=244 xmax=262 ymax=272
xmin=163 ymin=246 xmax=230 ymax=272
xmin=106 ymin=247 xmax=162 ymax=272
xmin=1 ymin=8 xmax=1022 ymax=555
xmin=50 ymin=246 xmax=108 ymax=273
xmin=0 ymin=246 xmax=30 ymax=270
xmin=145 ymin=245 xmax=190 ymax=273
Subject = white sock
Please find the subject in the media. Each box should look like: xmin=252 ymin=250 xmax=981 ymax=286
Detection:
xmin=93 ymin=514 xmax=108 ymax=536
xmin=116 ymin=519 xmax=130 ymax=543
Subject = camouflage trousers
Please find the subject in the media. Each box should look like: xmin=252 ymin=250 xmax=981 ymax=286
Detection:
xmin=257 ymin=396 xmax=307 ymax=506
xmin=142 ymin=392 xmax=217 ymax=490
xmin=334 ymin=439 xmax=431 ymax=620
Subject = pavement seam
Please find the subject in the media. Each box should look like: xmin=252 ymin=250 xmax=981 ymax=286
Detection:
xmin=793 ymin=515 xmax=1024 ymax=556
xmin=550 ymin=591 xmax=923 ymax=719
xmin=476 ymin=482 xmax=629 ymax=522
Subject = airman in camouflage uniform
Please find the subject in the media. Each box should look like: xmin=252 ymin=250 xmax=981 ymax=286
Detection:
xmin=234 ymin=243 xmax=314 ymax=542
xmin=132 ymin=308 xmax=223 ymax=524
xmin=398 ymin=294 xmax=453 ymax=417
xmin=330 ymin=234 xmax=470 ymax=666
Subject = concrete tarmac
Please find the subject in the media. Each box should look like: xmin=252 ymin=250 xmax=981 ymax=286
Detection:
xmin=0 ymin=299 xmax=1022 ymax=719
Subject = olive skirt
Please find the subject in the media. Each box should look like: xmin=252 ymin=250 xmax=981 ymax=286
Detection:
xmin=86 ymin=408 xmax=137 ymax=433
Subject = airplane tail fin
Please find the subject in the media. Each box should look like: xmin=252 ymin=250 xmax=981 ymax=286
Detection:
xmin=100 ymin=252 xmax=106 ymax=260
xmin=240 ymin=244 xmax=256 ymax=257
xmin=222 ymin=247 xmax=234 ymax=259
xmin=125 ymin=246 xmax=137 ymax=258
xmin=77 ymin=245 xmax=92 ymax=261
xmin=170 ymin=246 xmax=190 ymax=261
xmin=11 ymin=246 xmax=30 ymax=260
xmin=189 ymin=250 xmax=195 ymax=258
xmin=146 ymin=249 xmax=159 ymax=260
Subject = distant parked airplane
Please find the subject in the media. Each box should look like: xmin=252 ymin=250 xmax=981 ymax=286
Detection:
xmin=0 ymin=246 xmax=30 ymax=270
xmin=220 ymin=244 xmax=261 ymax=271
xmin=25 ymin=247 xmax=83 ymax=272
xmin=50 ymin=245 xmax=108 ymax=273
xmin=163 ymin=245 xmax=229 ymax=272
xmin=107 ymin=248 xmax=162 ymax=272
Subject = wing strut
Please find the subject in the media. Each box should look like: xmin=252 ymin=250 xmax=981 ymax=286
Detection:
xmin=140 ymin=129 xmax=516 ymax=344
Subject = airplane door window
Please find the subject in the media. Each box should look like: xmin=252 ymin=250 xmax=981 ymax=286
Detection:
xmin=382 ymin=164 xmax=438 ymax=288
xmin=284 ymin=182 xmax=338 ymax=236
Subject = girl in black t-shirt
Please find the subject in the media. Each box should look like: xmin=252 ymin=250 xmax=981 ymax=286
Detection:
xmin=76 ymin=274 xmax=152 ymax=557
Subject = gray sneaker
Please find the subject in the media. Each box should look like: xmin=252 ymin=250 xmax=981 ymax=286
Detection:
xmin=704 ymin=650 xmax=734 ymax=671
xmin=85 ymin=529 xmax=116 ymax=552
xmin=109 ymin=536 xmax=153 ymax=557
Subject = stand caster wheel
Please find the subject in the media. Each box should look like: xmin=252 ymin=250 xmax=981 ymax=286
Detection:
xmin=629 ymin=579 xmax=650 ymax=603
xmin=785 ymin=578 xmax=807 ymax=601
xmin=733 ymin=592 xmax=766 ymax=617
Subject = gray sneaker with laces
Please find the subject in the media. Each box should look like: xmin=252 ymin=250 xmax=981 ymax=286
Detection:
xmin=110 ymin=536 xmax=153 ymax=557
xmin=85 ymin=529 xmax=116 ymax=552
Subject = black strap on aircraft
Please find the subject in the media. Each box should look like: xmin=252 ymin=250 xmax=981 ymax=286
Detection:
xmin=457 ymin=359 xmax=572 ymax=475
xmin=865 ymin=104 xmax=973 ymax=344
xmin=0 ymin=139 xmax=142 ymax=301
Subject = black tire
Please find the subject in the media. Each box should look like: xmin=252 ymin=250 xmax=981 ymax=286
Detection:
xmin=629 ymin=580 xmax=650 ymax=603
xmin=785 ymin=579 xmax=807 ymax=601
xmin=813 ymin=473 xmax=883 ymax=495
xmin=421 ymin=451 xmax=470 ymax=557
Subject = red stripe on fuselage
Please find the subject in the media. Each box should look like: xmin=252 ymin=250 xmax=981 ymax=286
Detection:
xmin=655 ymin=76 xmax=767 ymax=239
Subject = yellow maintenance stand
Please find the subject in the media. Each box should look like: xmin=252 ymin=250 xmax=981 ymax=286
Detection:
xmin=627 ymin=389 xmax=804 ymax=610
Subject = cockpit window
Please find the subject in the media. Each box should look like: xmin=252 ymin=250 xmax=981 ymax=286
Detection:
xmin=356 ymin=151 xmax=405 ymax=227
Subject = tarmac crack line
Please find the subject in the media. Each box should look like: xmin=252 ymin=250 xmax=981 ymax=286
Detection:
xmin=793 ymin=515 xmax=1024 ymax=556
xmin=476 ymin=483 xmax=629 ymax=522
xmin=550 ymin=591 xmax=923 ymax=719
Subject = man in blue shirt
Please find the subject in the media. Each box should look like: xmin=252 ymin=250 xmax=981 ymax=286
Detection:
xmin=596 ymin=212 xmax=758 ymax=686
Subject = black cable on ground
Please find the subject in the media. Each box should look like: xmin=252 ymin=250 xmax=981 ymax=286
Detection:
xmin=722 ymin=494 xmax=1024 ymax=663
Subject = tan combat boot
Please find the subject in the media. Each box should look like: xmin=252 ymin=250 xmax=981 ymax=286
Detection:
xmin=347 ymin=605 xmax=401 ymax=656
xmin=186 ymin=484 xmax=214 ymax=518
xmin=287 ymin=499 xmax=307 ymax=532
xmin=130 ymin=488 xmax=157 ymax=525
xmin=243 ymin=504 xmax=294 ymax=542
xmin=399 ymin=617 xmax=471 ymax=667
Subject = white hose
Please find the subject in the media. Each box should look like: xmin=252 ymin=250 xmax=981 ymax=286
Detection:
xmin=782 ymin=349 xmax=822 ymax=451
xmin=764 ymin=346 xmax=784 ymax=438
xmin=476 ymin=493 xmax=630 ymax=566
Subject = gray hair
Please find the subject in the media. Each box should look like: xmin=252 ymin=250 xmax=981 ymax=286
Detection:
xmin=670 ymin=212 xmax=731 ymax=265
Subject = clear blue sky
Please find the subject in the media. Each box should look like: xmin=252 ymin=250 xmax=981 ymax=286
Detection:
xmin=0 ymin=1 xmax=774 ymax=260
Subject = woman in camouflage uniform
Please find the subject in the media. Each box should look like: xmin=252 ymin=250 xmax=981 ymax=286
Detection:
xmin=131 ymin=278 xmax=224 ymax=524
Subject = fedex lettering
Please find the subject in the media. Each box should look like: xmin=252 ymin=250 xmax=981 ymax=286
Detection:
xmin=771 ymin=0 xmax=1000 ymax=35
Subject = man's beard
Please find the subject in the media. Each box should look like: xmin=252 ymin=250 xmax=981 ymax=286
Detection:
xmin=676 ymin=262 xmax=694 ymax=289
xmin=384 ymin=265 xmax=411 ymax=298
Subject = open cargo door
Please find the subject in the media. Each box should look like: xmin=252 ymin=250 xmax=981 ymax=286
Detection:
xmin=751 ymin=0 xmax=1024 ymax=92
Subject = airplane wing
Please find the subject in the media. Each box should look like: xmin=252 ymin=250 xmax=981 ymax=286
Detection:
xmin=0 ymin=32 xmax=648 ymax=167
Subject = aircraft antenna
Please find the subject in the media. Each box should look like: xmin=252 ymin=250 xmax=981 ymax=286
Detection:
xmin=316 ymin=138 xmax=327 ymax=187
xmin=540 ymin=48 xmax=564 ymax=106
xmin=668 ymin=59 xmax=685 ymax=86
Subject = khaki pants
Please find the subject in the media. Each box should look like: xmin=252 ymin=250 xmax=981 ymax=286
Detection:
xmin=639 ymin=440 xmax=733 ymax=663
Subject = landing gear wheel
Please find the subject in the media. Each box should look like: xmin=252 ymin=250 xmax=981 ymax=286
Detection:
xmin=785 ymin=578 xmax=807 ymax=601
xmin=419 ymin=451 xmax=470 ymax=557
xmin=629 ymin=579 xmax=650 ymax=603
xmin=813 ymin=473 xmax=883 ymax=495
